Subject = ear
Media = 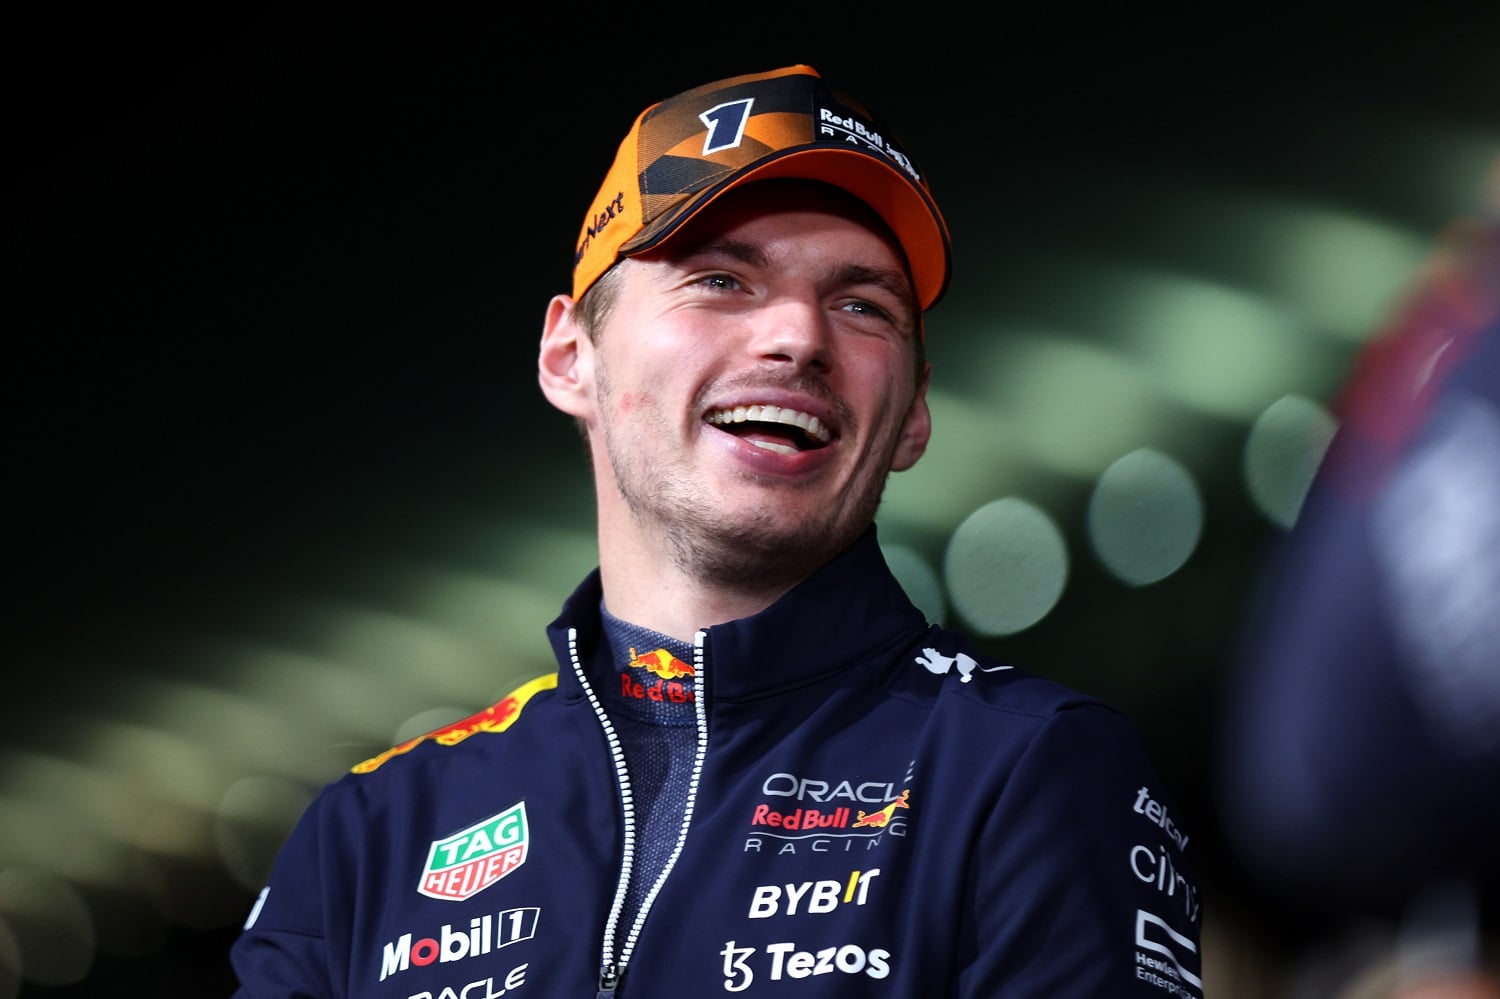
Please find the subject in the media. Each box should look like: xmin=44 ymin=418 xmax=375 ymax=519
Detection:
xmin=538 ymin=294 xmax=594 ymax=420
xmin=890 ymin=363 xmax=932 ymax=472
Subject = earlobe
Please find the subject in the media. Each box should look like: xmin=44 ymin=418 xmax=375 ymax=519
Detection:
xmin=538 ymin=295 xmax=593 ymax=418
xmin=891 ymin=368 xmax=932 ymax=472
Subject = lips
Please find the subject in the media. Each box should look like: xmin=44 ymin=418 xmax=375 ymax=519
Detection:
xmin=704 ymin=404 xmax=833 ymax=455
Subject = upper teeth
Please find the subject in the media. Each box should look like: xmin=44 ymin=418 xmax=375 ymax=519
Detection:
xmin=706 ymin=405 xmax=831 ymax=444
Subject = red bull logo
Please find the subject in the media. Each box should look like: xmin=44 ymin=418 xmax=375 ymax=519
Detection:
xmin=622 ymin=647 xmax=695 ymax=703
xmin=851 ymin=789 xmax=911 ymax=828
xmin=751 ymin=804 xmax=853 ymax=830
xmin=629 ymin=647 xmax=695 ymax=679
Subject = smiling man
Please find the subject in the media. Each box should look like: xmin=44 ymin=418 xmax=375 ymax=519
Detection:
xmin=542 ymin=179 xmax=933 ymax=632
xmin=231 ymin=65 xmax=1205 ymax=998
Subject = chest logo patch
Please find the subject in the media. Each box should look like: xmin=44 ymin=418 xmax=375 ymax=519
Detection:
xmin=420 ymin=802 xmax=529 ymax=901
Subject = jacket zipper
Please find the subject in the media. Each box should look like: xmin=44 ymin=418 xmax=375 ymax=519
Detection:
xmin=569 ymin=627 xmax=711 ymax=997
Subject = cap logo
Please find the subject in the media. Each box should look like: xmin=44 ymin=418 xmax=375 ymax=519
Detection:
xmin=701 ymin=98 xmax=754 ymax=155
xmin=576 ymin=191 xmax=626 ymax=268
xmin=816 ymin=106 xmax=916 ymax=184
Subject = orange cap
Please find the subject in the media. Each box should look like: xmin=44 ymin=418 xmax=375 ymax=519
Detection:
xmin=571 ymin=65 xmax=952 ymax=313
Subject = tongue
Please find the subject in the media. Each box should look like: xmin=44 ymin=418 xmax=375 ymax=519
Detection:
xmin=743 ymin=429 xmax=802 ymax=454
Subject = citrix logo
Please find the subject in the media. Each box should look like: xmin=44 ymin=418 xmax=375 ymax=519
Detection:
xmin=1130 ymin=845 xmax=1201 ymax=924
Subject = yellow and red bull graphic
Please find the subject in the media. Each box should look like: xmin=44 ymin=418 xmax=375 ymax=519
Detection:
xmin=852 ymin=789 xmax=911 ymax=828
xmin=419 ymin=802 xmax=529 ymax=902
xmin=352 ymin=674 xmax=556 ymax=774
xmin=621 ymin=646 xmax=695 ymax=703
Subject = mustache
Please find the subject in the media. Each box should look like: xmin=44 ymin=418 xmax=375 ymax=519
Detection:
xmin=696 ymin=372 xmax=855 ymax=429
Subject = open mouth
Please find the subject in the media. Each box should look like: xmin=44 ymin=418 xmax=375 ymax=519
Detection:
xmin=705 ymin=404 xmax=833 ymax=455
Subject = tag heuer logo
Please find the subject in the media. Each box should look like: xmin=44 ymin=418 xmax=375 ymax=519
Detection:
xmin=419 ymin=802 xmax=529 ymax=901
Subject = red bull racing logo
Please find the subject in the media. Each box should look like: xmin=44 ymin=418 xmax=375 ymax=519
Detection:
xmin=420 ymin=802 xmax=529 ymax=902
xmin=622 ymin=647 xmax=695 ymax=703
xmin=747 ymin=773 xmax=915 ymax=855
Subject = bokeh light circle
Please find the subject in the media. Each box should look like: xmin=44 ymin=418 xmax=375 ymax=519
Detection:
xmin=1087 ymin=448 xmax=1204 ymax=586
xmin=881 ymin=543 xmax=947 ymax=625
xmin=216 ymin=776 xmax=317 ymax=893
xmin=1244 ymin=394 xmax=1338 ymax=528
xmin=0 ymin=868 xmax=93 ymax=988
xmin=944 ymin=498 xmax=1068 ymax=636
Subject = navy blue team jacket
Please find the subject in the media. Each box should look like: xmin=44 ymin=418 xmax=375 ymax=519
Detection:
xmin=231 ymin=528 xmax=1204 ymax=997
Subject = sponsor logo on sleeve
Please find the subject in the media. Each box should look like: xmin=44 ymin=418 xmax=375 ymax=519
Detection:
xmin=1134 ymin=909 xmax=1202 ymax=997
xmin=1130 ymin=841 xmax=1201 ymax=924
xmin=1132 ymin=786 xmax=1189 ymax=851
xmin=420 ymin=802 xmax=528 ymax=902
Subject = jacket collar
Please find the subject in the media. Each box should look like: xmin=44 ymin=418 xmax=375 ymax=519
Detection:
xmin=546 ymin=525 xmax=929 ymax=703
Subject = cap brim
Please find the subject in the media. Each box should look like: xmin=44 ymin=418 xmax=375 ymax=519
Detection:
xmin=618 ymin=146 xmax=952 ymax=312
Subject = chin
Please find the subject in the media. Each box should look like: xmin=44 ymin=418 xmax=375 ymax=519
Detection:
xmin=689 ymin=514 xmax=861 ymax=587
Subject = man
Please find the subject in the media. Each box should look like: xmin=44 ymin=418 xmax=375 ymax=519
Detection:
xmin=231 ymin=64 xmax=1204 ymax=997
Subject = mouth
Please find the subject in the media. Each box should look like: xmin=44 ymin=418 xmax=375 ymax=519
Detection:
xmin=705 ymin=404 xmax=833 ymax=455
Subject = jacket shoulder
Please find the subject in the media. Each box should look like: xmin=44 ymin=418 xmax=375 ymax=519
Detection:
xmin=345 ymin=671 xmax=558 ymax=779
xmin=905 ymin=630 xmax=1110 ymax=717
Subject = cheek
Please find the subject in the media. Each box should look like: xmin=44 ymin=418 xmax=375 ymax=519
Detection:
xmin=616 ymin=392 xmax=650 ymax=413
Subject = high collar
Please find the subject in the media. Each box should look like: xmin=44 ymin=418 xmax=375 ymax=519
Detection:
xmin=546 ymin=526 xmax=930 ymax=704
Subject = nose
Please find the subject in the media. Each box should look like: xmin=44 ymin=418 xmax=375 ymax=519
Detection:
xmin=748 ymin=290 xmax=832 ymax=373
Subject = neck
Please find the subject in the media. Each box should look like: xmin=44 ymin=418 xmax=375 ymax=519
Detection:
xmin=594 ymin=505 xmax=805 ymax=642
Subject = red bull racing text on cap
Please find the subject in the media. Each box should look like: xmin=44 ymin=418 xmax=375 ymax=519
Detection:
xmin=571 ymin=64 xmax=953 ymax=313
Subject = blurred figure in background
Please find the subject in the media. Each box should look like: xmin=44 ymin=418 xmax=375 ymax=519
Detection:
xmin=1220 ymin=155 xmax=1500 ymax=997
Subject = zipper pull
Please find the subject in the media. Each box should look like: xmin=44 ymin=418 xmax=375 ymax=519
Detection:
xmin=597 ymin=962 xmax=620 ymax=997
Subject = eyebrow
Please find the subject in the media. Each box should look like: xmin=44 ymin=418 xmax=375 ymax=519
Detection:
xmin=677 ymin=238 xmax=917 ymax=312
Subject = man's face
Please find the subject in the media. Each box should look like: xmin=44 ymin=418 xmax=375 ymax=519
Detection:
xmin=547 ymin=180 xmax=931 ymax=587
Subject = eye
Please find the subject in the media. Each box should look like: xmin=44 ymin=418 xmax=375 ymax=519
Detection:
xmin=843 ymin=299 xmax=892 ymax=321
xmin=697 ymin=272 xmax=741 ymax=292
xmin=840 ymin=296 xmax=914 ymax=336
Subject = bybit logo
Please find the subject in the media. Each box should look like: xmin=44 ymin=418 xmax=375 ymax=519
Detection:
xmin=748 ymin=869 xmax=880 ymax=918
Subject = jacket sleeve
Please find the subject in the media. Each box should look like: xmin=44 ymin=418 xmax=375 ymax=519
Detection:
xmin=958 ymin=703 xmax=1204 ymax=997
xmin=229 ymin=792 xmax=340 ymax=999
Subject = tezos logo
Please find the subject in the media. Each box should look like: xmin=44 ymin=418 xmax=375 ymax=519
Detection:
xmin=721 ymin=939 xmax=891 ymax=992
xmin=420 ymin=802 xmax=528 ymax=901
